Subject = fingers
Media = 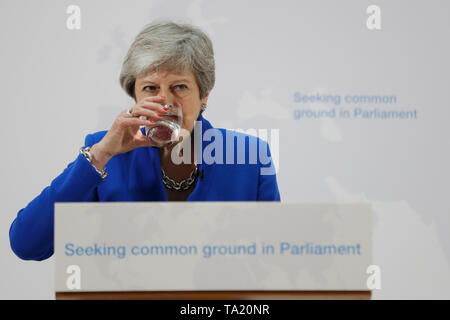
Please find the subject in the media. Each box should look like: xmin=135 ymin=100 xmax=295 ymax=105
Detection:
xmin=132 ymin=105 xmax=166 ymax=121
xmin=139 ymin=101 xmax=169 ymax=113
xmin=129 ymin=96 xmax=169 ymax=120
xmin=135 ymin=133 xmax=154 ymax=148
xmin=118 ymin=114 xmax=154 ymax=128
xmin=139 ymin=96 xmax=168 ymax=112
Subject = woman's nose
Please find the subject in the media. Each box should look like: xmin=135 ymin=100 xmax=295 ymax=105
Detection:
xmin=159 ymin=89 xmax=179 ymax=108
xmin=159 ymin=88 xmax=173 ymax=103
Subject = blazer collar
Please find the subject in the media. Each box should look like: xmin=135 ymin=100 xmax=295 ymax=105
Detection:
xmin=144 ymin=112 xmax=214 ymax=201
xmin=194 ymin=112 xmax=214 ymax=165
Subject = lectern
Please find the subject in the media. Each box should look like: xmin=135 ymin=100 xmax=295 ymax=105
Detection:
xmin=54 ymin=202 xmax=372 ymax=300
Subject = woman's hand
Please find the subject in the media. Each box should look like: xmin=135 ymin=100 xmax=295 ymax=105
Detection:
xmin=89 ymin=96 xmax=168 ymax=170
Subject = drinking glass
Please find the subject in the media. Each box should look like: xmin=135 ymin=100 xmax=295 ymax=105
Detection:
xmin=145 ymin=104 xmax=182 ymax=146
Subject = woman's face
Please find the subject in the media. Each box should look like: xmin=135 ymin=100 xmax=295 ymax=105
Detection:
xmin=134 ymin=68 xmax=209 ymax=134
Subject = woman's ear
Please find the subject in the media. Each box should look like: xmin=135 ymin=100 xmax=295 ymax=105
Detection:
xmin=201 ymin=91 xmax=210 ymax=105
xmin=132 ymin=82 xmax=138 ymax=102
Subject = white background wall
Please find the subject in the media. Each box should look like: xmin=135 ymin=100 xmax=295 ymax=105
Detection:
xmin=1 ymin=0 xmax=449 ymax=299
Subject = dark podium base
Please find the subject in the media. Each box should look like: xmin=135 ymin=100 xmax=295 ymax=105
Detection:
xmin=56 ymin=290 xmax=371 ymax=300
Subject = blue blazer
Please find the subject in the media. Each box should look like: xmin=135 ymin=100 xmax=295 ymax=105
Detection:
xmin=9 ymin=113 xmax=280 ymax=261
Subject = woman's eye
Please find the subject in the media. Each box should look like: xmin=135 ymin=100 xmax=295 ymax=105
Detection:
xmin=174 ymin=84 xmax=187 ymax=90
xmin=143 ymin=86 xmax=158 ymax=92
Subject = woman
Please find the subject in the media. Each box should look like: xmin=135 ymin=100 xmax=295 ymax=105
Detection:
xmin=9 ymin=21 xmax=280 ymax=261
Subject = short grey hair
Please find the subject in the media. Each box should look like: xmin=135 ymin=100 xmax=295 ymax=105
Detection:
xmin=120 ymin=20 xmax=215 ymax=100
